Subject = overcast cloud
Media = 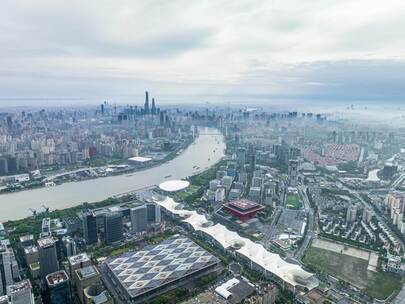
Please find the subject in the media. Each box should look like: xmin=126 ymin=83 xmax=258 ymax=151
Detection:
xmin=1 ymin=0 xmax=405 ymax=106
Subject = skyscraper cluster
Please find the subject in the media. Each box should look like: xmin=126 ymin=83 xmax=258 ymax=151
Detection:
xmin=144 ymin=91 xmax=158 ymax=115
xmin=82 ymin=201 xmax=161 ymax=245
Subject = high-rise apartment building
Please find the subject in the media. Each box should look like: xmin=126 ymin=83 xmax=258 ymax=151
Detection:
xmin=45 ymin=270 xmax=71 ymax=304
xmin=82 ymin=212 xmax=97 ymax=245
xmin=37 ymin=237 xmax=59 ymax=279
xmin=131 ymin=205 xmax=147 ymax=233
xmin=104 ymin=212 xmax=123 ymax=245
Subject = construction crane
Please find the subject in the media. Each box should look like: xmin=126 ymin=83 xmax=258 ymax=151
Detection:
xmin=42 ymin=205 xmax=50 ymax=213
xmin=29 ymin=208 xmax=37 ymax=217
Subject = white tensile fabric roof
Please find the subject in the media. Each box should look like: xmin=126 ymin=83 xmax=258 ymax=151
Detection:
xmin=158 ymin=180 xmax=190 ymax=192
xmin=155 ymin=197 xmax=318 ymax=290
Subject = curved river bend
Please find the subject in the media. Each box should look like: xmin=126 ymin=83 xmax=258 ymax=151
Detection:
xmin=0 ymin=128 xmax=225 ymax=221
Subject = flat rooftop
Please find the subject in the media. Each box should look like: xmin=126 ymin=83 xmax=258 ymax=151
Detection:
xmin=77 ymin=265 xmax=99 ymax=280
xmin=215 ymin=277 xmax=256 ymax=304
xmin=37 ymin=236 xmax=56 ymax=248
xmin=42 ymin=217 xmax=50 ymax=226
xmin=7 ymin=279 xmax=32 ymax=294
xmin=19 ymin=234 xmax=34 ymax=243
xmin=105 ymin=235 xmax=220 ymax=299
xmin=69 ymin=252 xmax=90 ymax=266
xmin=24 ymin=245 xmax=38 ymax=254
xmin=46 ymin=270 xmax=69 ymax=287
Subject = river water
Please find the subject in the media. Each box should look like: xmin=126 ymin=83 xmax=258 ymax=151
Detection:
xmin=0 ymin=128 xmax=225 ymax=222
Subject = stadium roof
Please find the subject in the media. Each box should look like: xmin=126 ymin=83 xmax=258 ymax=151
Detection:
xmin=158 ymin=180 xmax=190 ymax=192
xmin=156 ymin=197 xmax=318 ymax=290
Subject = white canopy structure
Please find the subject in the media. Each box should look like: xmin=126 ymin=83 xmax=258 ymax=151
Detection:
xmin=155 ymin=196 xmax=318 ymax=290
xmin=215 ymin=278 xmax=240 ymax=299
xmin=158 ymin=180 xmax=190 ymax=192
xmin=128 ymin=156 xmax=152 ymax=163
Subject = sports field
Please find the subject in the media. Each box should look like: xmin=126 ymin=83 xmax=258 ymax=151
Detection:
xmin=286 ymin=194 xmax=301 ymax=209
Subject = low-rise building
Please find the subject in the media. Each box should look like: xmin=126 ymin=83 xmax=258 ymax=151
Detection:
xmin=386 ymin=255 xmax=405 ymax=276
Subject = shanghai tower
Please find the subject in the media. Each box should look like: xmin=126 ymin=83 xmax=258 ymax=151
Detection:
xmin=144 ymin=91 xmax=150 ymax=114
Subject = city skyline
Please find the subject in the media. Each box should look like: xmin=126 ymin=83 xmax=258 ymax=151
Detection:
xmin=0 ymin=1 xmax=405 ymax=105
xmin=2 ymin=3 xmax=405 ymax=302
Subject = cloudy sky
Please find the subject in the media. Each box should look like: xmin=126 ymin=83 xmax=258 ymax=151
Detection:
xmin=1 ymin=0 xmax=405 ymax=106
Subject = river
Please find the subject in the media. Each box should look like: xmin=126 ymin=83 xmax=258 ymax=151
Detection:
xmin=0 ymin=128 xmax=225 ymax=222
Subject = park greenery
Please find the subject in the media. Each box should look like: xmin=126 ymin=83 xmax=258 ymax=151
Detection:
xmin=285 ymin=194 xmax=301 ymax=209
xmin=4 ymin=195 xmax=133 ymax=241
xmin=188 ymin=160 xmax=227 ymax=187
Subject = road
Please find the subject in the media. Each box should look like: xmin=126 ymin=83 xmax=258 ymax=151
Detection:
xmin=336 ymin=178 xmax=405 ymax=252
xmin=294 ymin=185 xmax=315 ymax=261
xmin=43 ymin=166 xmax=105 ymax=181
xmin=391 ymin=173 xmax=405 ymax=188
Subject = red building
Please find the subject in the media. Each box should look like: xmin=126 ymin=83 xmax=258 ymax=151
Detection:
xmin=223 ymin=199 xmax=265 ymax=221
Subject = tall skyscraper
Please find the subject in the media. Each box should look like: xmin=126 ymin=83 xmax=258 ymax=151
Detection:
xmin=146 ymin=203 xmax=161 ymax=223
xmin=288 ymin=159 xmax=299 ymax=187
xmin=6 ymin=280 xmax=35 ymax=304
xmin=130 ymin=205 xmax=147 ymax=233
xmin=144 ymin=91 xmax=150 ymax=115
xmin=0 ymin=158 xmax=8 ymax=175
xmin=236 ymin=147 xmax=246 ymax=170
xmin=45 ymin=270 xmax=71 ymax=304
xmin=6 ymin=117 xmax=12 ymax=130
xmin=249 ymin=153 xmax=256 ymax=173
xmin=0 ymin=246 xmax=15 ymax=296
xmin=151 ymin=98 xmax=156 ymax=115
xmin=104 ymin=212 xmax=123 ymax=245
xmin=67 ymin=253 xmax=91 ymax=287
xmin=82 ymin=212 xmax=97 ymax=245
xmin=37 ymin=237 xmax=59 ymax=279
xmin=62 ymin=236 xmax=77 ymax=257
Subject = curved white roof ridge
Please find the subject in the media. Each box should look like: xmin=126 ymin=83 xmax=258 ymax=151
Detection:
xmin=155 ymin=196 xmax=317 ymax=289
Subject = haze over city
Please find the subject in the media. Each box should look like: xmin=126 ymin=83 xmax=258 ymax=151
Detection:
xmin=1 ymin=0 xmax=405 ymax=106
xmin=1 ymin=2 xmax=405 ymax=304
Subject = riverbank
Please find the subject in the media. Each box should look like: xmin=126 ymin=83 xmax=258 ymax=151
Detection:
xmin=0 ymin=128 xmax=225 ymax=221
xmin=0 ymin=136 xmax=195 ymax=195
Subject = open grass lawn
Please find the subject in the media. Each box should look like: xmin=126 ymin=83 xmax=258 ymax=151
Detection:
xmin=303 ymin=247 xmax=402 ymax=300
xmin=174 ymin=185 xmax=200 ymax=201
xmin=286 ymin=194 xmax=301 ymax=209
